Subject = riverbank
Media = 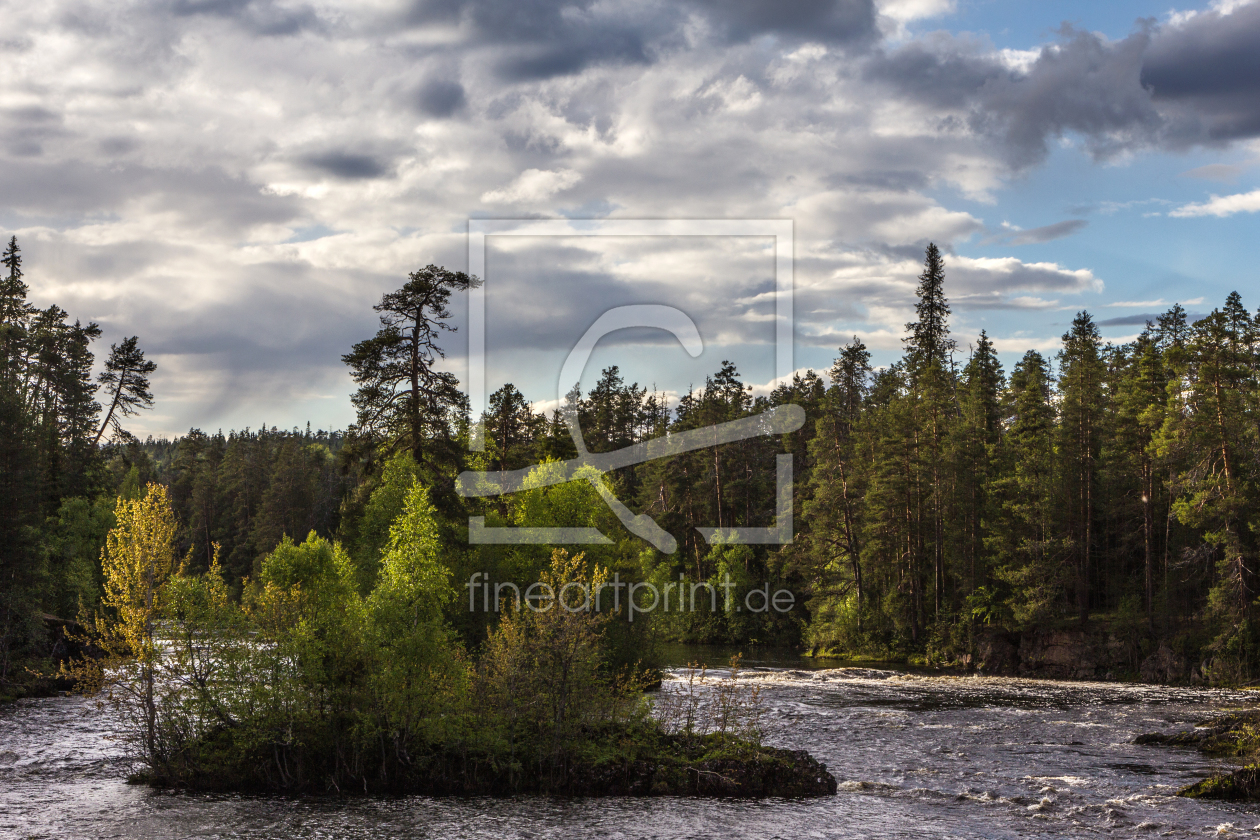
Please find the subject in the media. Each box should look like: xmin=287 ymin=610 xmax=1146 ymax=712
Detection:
xmin=0 ymin=614 xmax=93 ymax=705
xmin=1136 ymin=708 xmax=1260 ymax=801
xmin=808 ymin=620 xmax=1216 ymax=685
xmin=0 ymin=662 xmax=75 ymax=704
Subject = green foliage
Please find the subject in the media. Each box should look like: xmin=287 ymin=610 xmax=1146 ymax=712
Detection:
xmin=351 ymin=451 xmax=421 ymax=589
xmin=45 ymin=496 xmax=116 ymax=618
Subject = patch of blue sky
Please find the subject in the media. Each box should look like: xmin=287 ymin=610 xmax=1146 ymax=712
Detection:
xmin=915 ymin=0 xmax=1185 ymax=47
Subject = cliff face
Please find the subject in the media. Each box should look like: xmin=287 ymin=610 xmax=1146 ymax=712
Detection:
xmin=975 ymin=627 xmax=1190 ymax=683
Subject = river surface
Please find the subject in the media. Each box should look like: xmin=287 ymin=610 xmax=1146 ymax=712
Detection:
xmin=4 ymin=650 xmax=1260 ymax=839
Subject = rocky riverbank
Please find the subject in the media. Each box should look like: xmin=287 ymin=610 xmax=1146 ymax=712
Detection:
xmin=1135 ymin=708 xmax=1260 ymax=800
xmin=974 ymin=626 xmax=1196 ymax=683
xmin=0 ymin=615 xmax=92 ymax=704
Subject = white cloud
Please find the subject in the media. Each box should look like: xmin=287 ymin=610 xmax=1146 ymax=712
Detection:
xmin=481 ymin=169 xmax=582 ymax=204
xmin=1169 ymin=189 xmax=1260 ymax=218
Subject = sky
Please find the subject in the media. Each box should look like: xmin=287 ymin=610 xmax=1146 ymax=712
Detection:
xmin=3 ymin=0 xmax=1260 ymax=437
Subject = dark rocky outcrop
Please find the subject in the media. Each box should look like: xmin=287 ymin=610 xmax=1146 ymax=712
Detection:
xmin=976 ymin=628 xmax=1020 ymax=676
xmin=0 ymin=615 xmax=94 ymax=703
xmin=974 ymin=625 xmax=1149 ymax=681
xmin=1135 ymin=708 xmax=1260 ymax=800
xmin=1017 ymin=628 xmax=1131 ymax=680
xmin=1140 ymin=644 xmax=1188 ymax=684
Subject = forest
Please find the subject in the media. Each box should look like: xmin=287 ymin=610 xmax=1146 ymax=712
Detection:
xmin=5 ymin=236 xmax=1260 ymax=700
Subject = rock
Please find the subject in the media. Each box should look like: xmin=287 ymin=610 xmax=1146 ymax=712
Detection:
xmin=1140 ymin=644 xmax=1187 ymax=684
xmin=1017 ymin=627 xmax=1134 ymax=680
xmin=1180 ymin=764 xmax=1260 ymax=800
xmin=1020 ymin=629 xmax=1097 ymax=679
xmin=976 ymin=628 xmax=1020 ymax=675
xmin=1135 ymin=710 xmax=1260 ymax=756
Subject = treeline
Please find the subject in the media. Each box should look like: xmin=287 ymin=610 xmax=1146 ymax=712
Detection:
xmin=0 ymin=237 xmax=160 ymax=688
xmin=10 ymin=240 xmax=1260 ymax=691
xmin=790 ymin=249 xmax=1260 ymax=673
xmin=462 ymin=244 xmax=1260 ymax=674
xmin=137 ymin=426 xmax=348 ymax=589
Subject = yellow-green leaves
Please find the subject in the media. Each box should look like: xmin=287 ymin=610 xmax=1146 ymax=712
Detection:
xmin=99 ymin=483 xmax=178 ymax=665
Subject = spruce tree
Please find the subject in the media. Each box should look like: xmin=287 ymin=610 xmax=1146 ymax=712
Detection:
xmin=1058 ymin=312 xmax=1105 ymax=623
xmin=904 ymin=243 xmax=956 ymax=376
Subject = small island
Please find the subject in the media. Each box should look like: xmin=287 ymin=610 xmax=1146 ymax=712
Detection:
xmin=68 ymin=483 xmax=835 ymax=799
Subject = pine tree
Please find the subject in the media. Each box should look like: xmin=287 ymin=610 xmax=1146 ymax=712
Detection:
xmin=797 ymin=338 xmax=870 ymax=641
xmin=342 ymin=265 xmax=479 ymax=502
xmin=94 ymin=336 xmax=157 ymax=446
xmin=990 ymin=351 xmax=1063 ymax=625
xmin=1110 ymin=330 xmax=1168 ymax=625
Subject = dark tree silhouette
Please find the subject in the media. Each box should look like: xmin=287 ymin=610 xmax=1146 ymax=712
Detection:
xmin=342 ymin=264 xmax=480 ymax=471
xmin=94 ymin=336 xmax=157 ymax=446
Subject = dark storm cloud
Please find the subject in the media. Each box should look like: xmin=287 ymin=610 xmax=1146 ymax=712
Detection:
xmin=0 ymin=106 xmax=65 ymax=157
xmin=688 ymin=0 xmax=876 ymax=43
xmin=170 ymin=0 xmax=324 ymax=37
xmin=415 ymin=79 xmax=467 ymax=118
xmin=1142 ymin=3 xmax=1260 ymax=142
xmin=302 ymin=152 xmax=393 ymax=180
xmin=404 ymin=0 xmax=876 ymax=81
xmin=868 ymin=26 xmax=1159 ymax=167
xmin=406 ymin=0 xmax=658 ymax=80
xmin=865 ymin=32 xmax=1007 ymax=110
xmin=867 ymin=6 xmax=1260 ymax=168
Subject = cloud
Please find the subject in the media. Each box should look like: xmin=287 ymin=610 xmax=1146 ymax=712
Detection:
xmin=302 ymin=152 xmax=394 ymax=180
xmin=987 ymin=219 xmax=1088 ymax=245
xmin=1096 ymin=311 xmax=1207 ymax=326
xmin=866 ymin=26 xmax=1161 ymax=167
xmin=0 ymin=0 xmax=1238 ymax=435
xmin=1141 ymin=1 xmax=1260 ymax=143
xmin=415 ymin=79 xmax=467 ymax=118
xmin=688 ymin=0 xmax=877 ymax=43
xmin=866 ymin=4 xmax=1260 ymax=167
xmin=1096 ymin=313 xmax=1159 ymax=327
xmin=402 ymin=0 xmax=878 ymax=82
xmin=1170 ymin=188 xmax=1260 ymax=217
xmin=1180 ymin=162 xmax=1248 ymax=181
xmin=481 ymin=168 xmax=582 ymax=203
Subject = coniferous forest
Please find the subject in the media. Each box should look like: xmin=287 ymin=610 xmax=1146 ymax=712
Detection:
xmin=7 ymin=236 xmax=1260 ymax=701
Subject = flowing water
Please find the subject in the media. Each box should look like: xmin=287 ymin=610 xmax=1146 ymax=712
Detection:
xmin=4 ymin=651 xmax=1260 ymax=839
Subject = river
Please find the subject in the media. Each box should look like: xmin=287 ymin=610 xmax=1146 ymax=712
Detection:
xmin=3 ymin=649 xmax=1259 ymax=839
